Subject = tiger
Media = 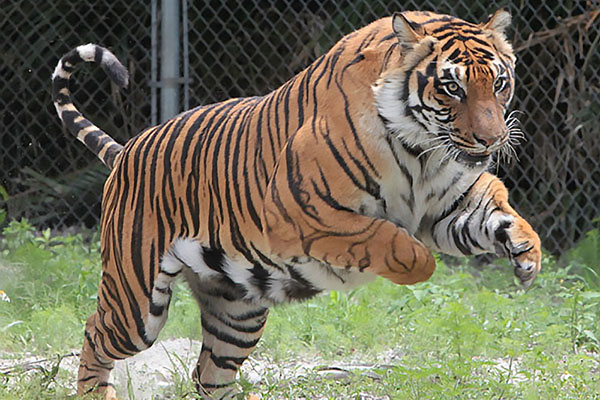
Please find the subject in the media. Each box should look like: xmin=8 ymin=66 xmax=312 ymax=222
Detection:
xmin=52 ymin=9 xmax=541 ymax=399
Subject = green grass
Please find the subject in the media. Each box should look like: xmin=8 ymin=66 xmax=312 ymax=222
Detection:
xmin=1 ymin=219 xmax=599 ymax=399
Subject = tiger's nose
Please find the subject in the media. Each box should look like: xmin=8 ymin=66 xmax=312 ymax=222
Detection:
xmin=473 ymin=132 xmax=499 ymax=147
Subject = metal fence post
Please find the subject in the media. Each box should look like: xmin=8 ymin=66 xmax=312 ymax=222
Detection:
xmin=160 ymin=0 xmax=180 ymax=122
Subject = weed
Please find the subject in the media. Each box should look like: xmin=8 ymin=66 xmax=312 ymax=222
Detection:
xmin=564 ymin=223 xmax=600 ymax=288
xmin=0 ymin=224 xmax=599 ymax=398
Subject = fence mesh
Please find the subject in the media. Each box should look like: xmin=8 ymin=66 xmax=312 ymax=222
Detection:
xmin=2 ymin=0 xmax=599 ymax=254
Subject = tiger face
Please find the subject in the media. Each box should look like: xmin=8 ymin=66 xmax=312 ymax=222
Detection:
xmin=374 ymin=10 xmax=517 ymax=165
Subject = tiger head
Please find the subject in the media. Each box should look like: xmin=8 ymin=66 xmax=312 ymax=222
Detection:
xmin=374 ymin=10 xmax=517 ymax=165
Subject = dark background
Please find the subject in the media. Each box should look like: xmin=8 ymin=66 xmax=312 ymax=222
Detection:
xmin=1 ymin=0 xmax=599 ymax=254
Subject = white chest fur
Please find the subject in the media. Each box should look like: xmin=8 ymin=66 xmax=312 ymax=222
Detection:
xmin=363 ymin=136 xmax=486 ymax=236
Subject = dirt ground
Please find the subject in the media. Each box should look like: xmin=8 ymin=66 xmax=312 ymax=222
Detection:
xmin=0 ymin=338 xmax=394 ymax=399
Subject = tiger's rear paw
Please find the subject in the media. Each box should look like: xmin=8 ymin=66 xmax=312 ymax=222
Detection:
xmin=103 ymin=385 xmax=118 ymax=400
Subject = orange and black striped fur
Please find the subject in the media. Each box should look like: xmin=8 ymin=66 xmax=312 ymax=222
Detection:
xmin=52 ymin=9 xmax=541 ymax=399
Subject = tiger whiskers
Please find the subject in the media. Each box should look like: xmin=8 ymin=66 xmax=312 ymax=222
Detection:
xmin=412 ymin=134 xmax=448 ymax=148
xmin=441 ymin=147 xmax=463 ymax=164
xmin=411 ymin=124 xmax=455 ymax=159
xmin=496 ymin=109 xmax=526 ymax=166
xmin=495 ymin=139 xmax=520 ymax=170
xmin=416 ymin=136 xmax=453 ymax=160
xmin=506 ymin=110 xmax=526 ymax=145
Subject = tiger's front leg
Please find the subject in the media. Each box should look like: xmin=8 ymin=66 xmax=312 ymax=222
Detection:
xmin=261 ymin=120 xmax=436 ymax=285
xmin=425 ymin=172 xmax=541 ymax=286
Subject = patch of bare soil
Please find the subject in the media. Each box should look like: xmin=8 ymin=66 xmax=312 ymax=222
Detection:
xmin=0 ymin=339 xmax=397 ymax=399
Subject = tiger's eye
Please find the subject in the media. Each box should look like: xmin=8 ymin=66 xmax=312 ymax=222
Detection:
xmin=494 ymin=78 xmax=505 ymax=91
xmin=447 ymin=82 xmax=459 ymax=92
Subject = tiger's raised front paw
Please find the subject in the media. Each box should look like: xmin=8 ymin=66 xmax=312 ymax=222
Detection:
xmin=495 ymin=216 xmax=542 ymax=287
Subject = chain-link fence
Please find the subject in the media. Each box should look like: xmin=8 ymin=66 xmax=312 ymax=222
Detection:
xmin=2 ymin=0 xmax=599 ymax=254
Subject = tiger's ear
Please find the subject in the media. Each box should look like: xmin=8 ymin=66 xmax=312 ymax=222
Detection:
xmin=392 ymin=12 xmax=425 ymax=49
xmin=481 ymin=9 xmax=512 ymax=35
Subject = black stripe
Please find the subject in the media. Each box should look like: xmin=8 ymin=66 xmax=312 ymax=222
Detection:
xmin=201 ymin=317 xmax=261 ymax=348
xmin=334 ymin=69 xmax=379 ymax=176
xmin=210 ymin=103 xmax=247 ymax=241
xmin=263 ymin=92 xmax=279 ymax=165
xmin=355 ymin=29 xmax=379 ymax=54
xmin=340 ymin=137 xmax=381 ymax=201
xmin=94 ymin=45 xmax=103 ymax=64
xmin=453 ymin=180 xmax=494 ymax=254
xmin=511 ymin=244 xmax=534 ymax=258
xmin=198 ymin=381 xmax=234 ymax=389
xmin=154 ymin=285 xmax=172 ymax=295
xmin=160 ymin=111 xmax=195 ymax=235
xmin=149 ymin=302 xmax=164 ymax=316
xmin=320 ymin=119 xmax=368 ymax=196
xmin=202 ymin=247 xmax=226 ymax=273
xmin=311 ymin=165 xmax=353 ymax=213
xmin=441 ymin=38 xmax=457 ymax=52
xmin=96 ymin=304 xmax=138 ymax=357
xmin=282 ymin=78 xmax=295 ymax=139
xmin=104 ymin=145 xmax=123 ymax=169
xmin=379 ymin=32 xmax=396 ymax=43
xmin=494 ymin=218 xmax=512 ymax=244
xmin=206 ymin=309 xmax=266 ymax=334
xmin=400 ymin=140 xmax=423 ymax=159
xmin=83 ymin=131 xmax=112 ymax=152
xmin=251 ymin=244 xmax=285 ymax=272
xmin=452 ymin=224 xmax=473 ymax=255
xmin=127 ymin=127 xmax=166 ymax=297
xmin=296 ymin=69 xmax=306 ymax=126
xmin=99 ymin=273 xmax=131 ymax=329
xmin=479 ymin=197 xmax=497 ymax=233
xmin=432 ymin=174 xmax=481 ymax=229
xmin=346 ymin=53 xmax=365 ymax=68
xmin=109 ymin=243 xmax=154 ymax=347
xmin=209 ymin=352 xmax=238 ymax=370
xmin=380 ymin=42 xmax=398 ymax=74
xmin=227 ymin=307 xmax=268 ymax=321
xmin=431 ymin=21 xmax=477 ymax=34
xmin=326 ymin=45 xmax=345 ymax=88
xmin=62 ymin=48 xmax=84 ymax=67
xmin=249 ymin=263 xmax=271 ymax=295
xmin=78 ymin=374 xmax=100 ymax=383
xmin=146 ymin=120 xmax=176 ymax=213
xmin=438 ymin=172 xmax=464 ymax=201
xmin=205 ymin=348 xmax=246 ymax=366
xmin=51 ymin=76 xmax=70 ymax=101
xmin=234 ymin=102 xmax=261 ymax=230
xmin=285 ymin=265 xmax=321 ymax=300
xmin=96 ymin=297 xmax=137 ymax=355
xmin=228 ymin=102 xmax=255 ymax=221
xmin=285 ymin=137 xmax=321 ymax=223
xmin=179 ymin=106 xmax=209 ymax=175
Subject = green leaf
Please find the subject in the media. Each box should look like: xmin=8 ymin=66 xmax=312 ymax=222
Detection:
xmin=0 ymin=185 xmax=8 ymax=201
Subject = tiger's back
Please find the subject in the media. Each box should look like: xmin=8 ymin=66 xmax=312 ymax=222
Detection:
xmin=52 ymin=10 xmax=541 ymax=399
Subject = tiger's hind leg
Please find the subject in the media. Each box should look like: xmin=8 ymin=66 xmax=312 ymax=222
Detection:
xmin=183 ymin=268 xmax=269 ymax=399
xmin=77 ymin=311 xmax=119 ymax=399
xmin=78 ymin=256 xmax=179 ymax=398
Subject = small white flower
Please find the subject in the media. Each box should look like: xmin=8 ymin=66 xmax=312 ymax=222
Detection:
xmin=0 ymin=290 xmax=10 ymax=303
xmin=560 ymin=370 xmax=572 ymax=381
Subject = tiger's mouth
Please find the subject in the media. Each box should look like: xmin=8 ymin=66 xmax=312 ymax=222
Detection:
xmin=456 ymin=150 xmax=491 ymax=165
xmin=451 ymin=134 xmax=509 ymax=166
